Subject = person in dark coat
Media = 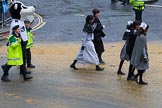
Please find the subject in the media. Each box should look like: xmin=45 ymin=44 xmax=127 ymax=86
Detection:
xmin=131 ymin=22 xmax=149 ymax=85
xmin=126 ymin=20 xmax=141 ymax=80
xmin=117 ymin=21 xmax=134 ymax=75
xmin=92 ymin=8 xmax=106 ymax=64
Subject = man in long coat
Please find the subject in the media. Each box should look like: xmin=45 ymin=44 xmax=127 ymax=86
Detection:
xmin=92 ymin=8 xmax=106 ymax=64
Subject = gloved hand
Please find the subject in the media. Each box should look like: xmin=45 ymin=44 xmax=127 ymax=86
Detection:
xmin=81 ymin=46 xmax=85 ymax=50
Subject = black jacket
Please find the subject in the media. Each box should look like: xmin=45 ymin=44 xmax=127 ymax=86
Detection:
xmin=93 ymin=17 xmax=105 ymax=53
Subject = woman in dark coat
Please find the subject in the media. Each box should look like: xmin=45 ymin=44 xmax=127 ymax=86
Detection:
xmin=131 ymin=22 xmax=149 ymax=85
xmin=92 ymin=8 xmax=106 ymax=64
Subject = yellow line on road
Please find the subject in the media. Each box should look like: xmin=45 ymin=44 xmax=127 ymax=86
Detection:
xmin=32 ymin=13 xmax=46 ymax=32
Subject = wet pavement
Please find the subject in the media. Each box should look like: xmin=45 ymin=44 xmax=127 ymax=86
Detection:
xmin=21 ymin=0 xmax=162 ymax=42
xmin=0 ymin=0 xmax=162 ymax=108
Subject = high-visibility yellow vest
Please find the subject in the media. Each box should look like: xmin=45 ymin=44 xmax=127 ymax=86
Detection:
xmin=26 ymin=29 xmax=34 ymax=49
xmin=7 ymin=35 xmax=23 ymax=65
xmin=130 ymin=0 xmax=145 ymax=11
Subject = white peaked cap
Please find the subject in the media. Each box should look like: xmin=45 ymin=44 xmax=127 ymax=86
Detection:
xmin=140 ymin=22 xmax=148 ymax=30
xmin=127 ymin=21 xmax=133 ymax=26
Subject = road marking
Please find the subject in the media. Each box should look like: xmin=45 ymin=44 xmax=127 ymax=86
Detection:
xmin=145 ymin=4 xmax=162 ymax=8
xmin=32 ymin=13 xmax=46 ymax=32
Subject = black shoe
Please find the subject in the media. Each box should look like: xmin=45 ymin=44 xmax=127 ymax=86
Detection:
xmin=1 ymin=76 xmax=11 ymax=82
xmin=70 ymin=64 xmax=78 ymax=70
xmin=134 ymin=77 xmax=138 ymax=84
xmin=117 ymin=71 xmax=125 ymax=75
xmin=138 ymin=81 xmax=148 ymax=85
xmin=127 ymin=77 xmax=134 ymax=81
xmin=96 ymin=66 xmax=104 ymax=71
xmin=27 ymin=64 xmax=35 ymax=68
xmin=20 ymin=71 xmax=31 ymax=75
xmin=24 ymin=75 xmax=33 ymax=81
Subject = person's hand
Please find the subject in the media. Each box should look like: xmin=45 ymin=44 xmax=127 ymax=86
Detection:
xmin=102 ymin=25 xmax=105 ymax=29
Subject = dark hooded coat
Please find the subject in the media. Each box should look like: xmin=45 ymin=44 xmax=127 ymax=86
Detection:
xmin=93 ymin=17 xmax=105 ymax=54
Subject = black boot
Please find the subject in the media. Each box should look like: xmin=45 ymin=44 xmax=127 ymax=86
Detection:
xmin=27 ymin=64 xmax=35 ymax=68
xmin=23 ymin=75 xmax=33 ymax=81
xmin=1 ymin=75 xmax=11 ymax=82
xmin=127 ymin=64 xmax=134 ymax=80
xmin=138 ymin=71 xmax=148 ymax=85
xmin=96 ymin=65 xmax=104 ymax=71
xmin=70 ymin=60 xmax=78 ymax=70
xmin=1 ymin=65 xmax=11 ymax=82
xmin=117 ymin=60 xmax=125 ymax=75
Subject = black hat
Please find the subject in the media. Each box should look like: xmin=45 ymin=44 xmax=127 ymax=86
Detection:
xmin=12 ymin=25 xmax=19 ymax=30
xmin=86 ymin=15 xmax=94 ymax=23
xmin=24 ymin=19 xmax=30 ymax=23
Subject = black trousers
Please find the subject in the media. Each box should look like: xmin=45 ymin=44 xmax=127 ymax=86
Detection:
xmin=134 ymin=10 xmax=143 ymax=22
xmin=21 ymin=41 xmax=27 ymax=66
xmin=26 ymin=48 xmax=31 ymax=66
xmin=2 ymin=41 xmax=28 ymax=78
xmin=2 ymin=64 xmax=26 ymax=78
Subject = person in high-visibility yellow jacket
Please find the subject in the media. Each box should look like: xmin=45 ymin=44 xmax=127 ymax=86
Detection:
xmin=24 ymin=19 xmax=35 ymax=68
xmin=130 ymin=0 xmax=145 ymax=22
xmin=1 ymin=25 xmax=33 ymax=82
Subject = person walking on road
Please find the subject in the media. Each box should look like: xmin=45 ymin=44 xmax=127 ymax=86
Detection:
xmin=92 ymin=8 xmax=106 ymax=65
xmin=129 ymin=0 xmax=145 ymax=22
xmin=70 ymin=15 xmax=104 ymax=71
xmin=1 ymin=25 xmax=33 ymax=82
xmin=117 ymin=21 xmax=134 ymax=75
xmin=24 ymin=19 xmax=35 ymax=68
xmin=126 ymin=20 xmax=141 ymax=80
xmin=131 ymin=22 xmax=149 ymax=85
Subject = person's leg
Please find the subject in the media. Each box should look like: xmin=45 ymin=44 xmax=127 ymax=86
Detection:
xmin=26 ymin=48 xmax=35 ymax=68
xmin=134 ymin=70 xmax=140 ymax=83
xmin=138 ymin=70 xmax=148 ymax=85
xmin=20 ymin=64 xmax=33 ymax=81
xmin=98 ymin=52 xmax=105 ymax=64
xmin=127 ymin=64 xmax=134 ymax=80
xmin=26 ymin=48 xmax=31 ymax=66
xmin=70 ymin=60 xmax=78 ymax=70
xmin=1 ymin=64 xmax=12 ymax=82
xmin=21 ymin=41 xmax=27 ymax=66
xmin=135 ymin=10 xmax=143 ymax=22
xmin=117 ymin=60 xmax=125 ymax=75
xmin=21 ymin=41 xmax=32 ymax=73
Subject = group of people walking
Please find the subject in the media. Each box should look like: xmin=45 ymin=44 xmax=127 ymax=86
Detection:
xmin=70 ymin=8 xmax=106 ymax=71
xmin=1 ymin=20 xmax=35 ymax=82
xmin=1 ymin=0 xmax=148 ymax=85
xmin=70 ymin=5 xmax=149 ymax=85
xmin=117 ymin=20 xmax=149 ymax=85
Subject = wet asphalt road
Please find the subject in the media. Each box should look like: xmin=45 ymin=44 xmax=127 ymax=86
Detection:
xmin=22 ymin=0 xmax=162 ymax=43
